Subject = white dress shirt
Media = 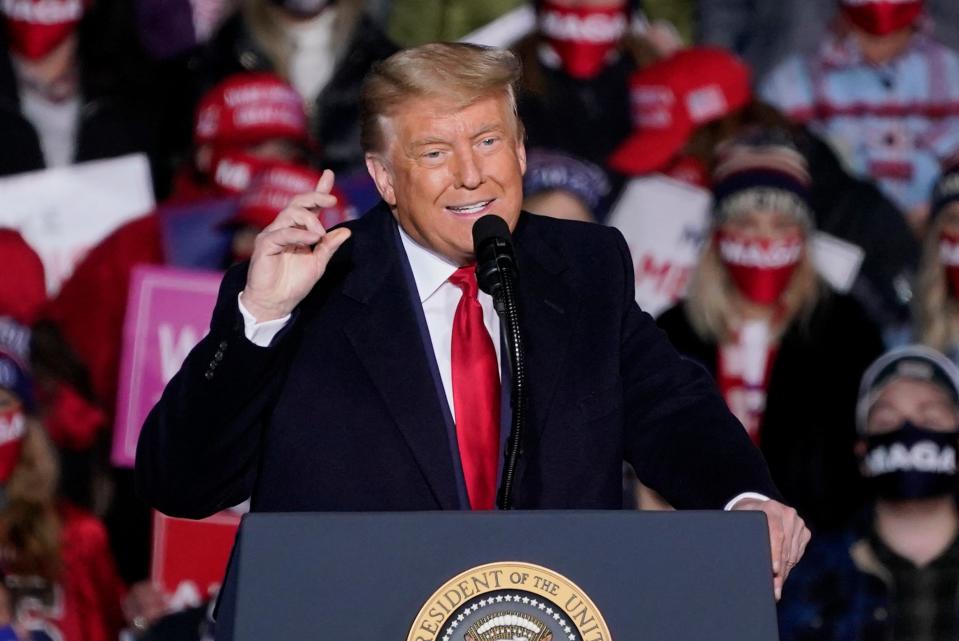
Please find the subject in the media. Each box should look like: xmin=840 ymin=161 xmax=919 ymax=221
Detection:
xmin=235 ymin=224 xmax=765 ymax=511
xmin=397 ymin=227 xmax=502 ymax=418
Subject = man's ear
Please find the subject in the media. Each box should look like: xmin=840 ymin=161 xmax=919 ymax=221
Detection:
xmin=365 ymin=153 xmax=397 ymax=206
xmin=516 ymin=139 xmax=527 ymax=177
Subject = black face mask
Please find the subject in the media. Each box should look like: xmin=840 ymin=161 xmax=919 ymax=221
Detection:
xmin=862 ymin=422 xmax=959 ymax=501
xmin=267 ymin=0 xmax=334 ymax=19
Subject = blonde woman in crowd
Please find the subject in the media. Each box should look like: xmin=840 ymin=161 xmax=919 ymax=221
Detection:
xmin=0 ymin=318 xmax=164 ymax=640
xmin=198 ymin=0 xmax=396 ymax=173
xmin=657 ymin=129 xmax=884 ymax=532
xmin=916 ymin=161 xmax=959 ymax=364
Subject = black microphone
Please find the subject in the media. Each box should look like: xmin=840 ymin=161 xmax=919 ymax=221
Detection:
xmin=472 ymin=214 xmax=516 ymax=311
xmin=472 ymin=214 xmax=526 ymax=510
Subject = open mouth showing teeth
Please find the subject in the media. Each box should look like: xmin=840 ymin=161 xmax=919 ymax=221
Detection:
xmin=446 ymin=199 xmax=493 ymax=215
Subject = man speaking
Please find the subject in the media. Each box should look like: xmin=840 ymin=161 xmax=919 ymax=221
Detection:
xmin=135 ymin=42 xmax=808 ymax=601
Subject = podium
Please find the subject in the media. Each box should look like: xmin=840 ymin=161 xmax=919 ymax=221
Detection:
xmin=215 ymin=511 xmax=779 ymax=641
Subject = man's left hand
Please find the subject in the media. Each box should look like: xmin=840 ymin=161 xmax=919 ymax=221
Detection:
xmin=731 ymin=498 xmax=810 ymax=600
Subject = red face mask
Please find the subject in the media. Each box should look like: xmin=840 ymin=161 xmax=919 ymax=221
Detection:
xmin=2 ymin=0 xmax=84 ymax=60
xmin=207 ymin=149 xmax=278 ymax=195
xmin=716 ymin=230 xmax=804 ymax=305
xmin=0 ymin=406 xmax=25 ymax=485
xmin=539 ymin=1 xmax=627 ymax=80
xmin=941 ymin=230 xmax=959 ymax=300
xmin=840 ymin=0 xmax=923 ymax=36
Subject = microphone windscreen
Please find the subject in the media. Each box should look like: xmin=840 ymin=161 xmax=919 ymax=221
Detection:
xmin=472 ymin=214 xmax=511 ymax=252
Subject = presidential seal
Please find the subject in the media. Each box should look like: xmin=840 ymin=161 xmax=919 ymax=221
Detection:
xmin=407 ymin=562 xmax=611 ymax=641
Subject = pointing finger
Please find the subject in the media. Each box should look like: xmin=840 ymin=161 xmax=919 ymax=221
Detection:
xmin=316 ymin=168 xmax=335 ymax=195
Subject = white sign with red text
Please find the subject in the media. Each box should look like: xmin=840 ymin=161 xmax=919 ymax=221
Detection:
xmin=0 ymin=154 xmax=155 ymax=295
xmin=607 ymin=175 xmax=711 ymax=317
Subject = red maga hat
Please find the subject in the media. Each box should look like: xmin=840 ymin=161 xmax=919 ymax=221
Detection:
xmin=194 ymin=73 xmax=309 ymax=149
xmin=228 ymin=165 xmax=354 ymax=231
xmin=609 ymin=47 xmax=752 ymax=176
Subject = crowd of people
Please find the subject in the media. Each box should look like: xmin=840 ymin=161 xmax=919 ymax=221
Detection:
xmin=0 ymin=0 xmax=959 ymax=639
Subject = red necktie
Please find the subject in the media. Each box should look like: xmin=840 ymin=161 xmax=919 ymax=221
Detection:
xmin=449 ymin=265 xmax=501 ymax=510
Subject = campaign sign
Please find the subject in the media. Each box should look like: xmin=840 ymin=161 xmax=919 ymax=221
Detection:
xmin=0 ymin=154 xmax=155 ymax=295
xmin=152 ymin=509 xmax=242 ymax=610
xmin=606 ymin=175 xmax=711 ymax=317
xmin=112 ymin=265 xmax=221 ymax=467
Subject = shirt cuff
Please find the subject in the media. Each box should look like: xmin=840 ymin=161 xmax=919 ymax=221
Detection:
xmin=238 ymin=292 xmax=291 ymax=347
xmin=724 ymin=492 xmax=771 ymax=511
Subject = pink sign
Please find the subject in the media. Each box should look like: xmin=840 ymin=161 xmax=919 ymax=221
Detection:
xmin=112 ymin=265 xmax=222 ymax=467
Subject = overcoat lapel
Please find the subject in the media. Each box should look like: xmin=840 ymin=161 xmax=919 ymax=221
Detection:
xmin=339 ymin=204 xmax=460 ymax=509
xmin=509 ymin=214 xmax=580 ymax=491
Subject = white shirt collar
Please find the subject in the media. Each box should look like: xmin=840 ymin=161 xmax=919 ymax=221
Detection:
xmin=398 ymin=223 xmax=460 ymax=303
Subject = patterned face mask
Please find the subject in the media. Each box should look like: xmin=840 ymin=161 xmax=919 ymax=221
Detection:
xmin=840 ymin=0 xmax=923 ymax=36
xmin=862 ymin=421 xmax=959 ymax=500
xmin=941 ymin=230 xmax=959 ymax=300
xmin=2 ymin=0 xmax=84 ymax=60
xmin=538 ymin=1 xmax=627 ymax=79
xmin=716 ymin=230 xmax=804 ymax=305
xmin=0 ymin=405 xmax=25 ymax=484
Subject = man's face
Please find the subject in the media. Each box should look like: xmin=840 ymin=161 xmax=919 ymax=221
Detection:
xmin=366 ymin=94 xmax=527 ymax=265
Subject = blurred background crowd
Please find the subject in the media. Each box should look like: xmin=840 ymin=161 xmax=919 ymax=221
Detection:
xmin=1 ymin=0 xmax=959 ymax=639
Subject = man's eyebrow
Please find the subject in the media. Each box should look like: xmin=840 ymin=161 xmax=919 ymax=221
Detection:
xmin=409 ymin=136 xmax=451 ymax=147
xmin=473 ymin=123 xmax=504 ymax=137
xmin=408 ymin=123 xmax=507 ymax=148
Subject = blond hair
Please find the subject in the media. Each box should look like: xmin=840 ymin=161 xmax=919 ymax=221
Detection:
xmin=1 ymin=420 xmax=61 ymax=579
xmin=685 ymin=234 xmax=824 ymax=343
xmin=359 ymin=42 xmax=523 ymax=155
xmin=916 ymin=215 xmax=959 ymax=351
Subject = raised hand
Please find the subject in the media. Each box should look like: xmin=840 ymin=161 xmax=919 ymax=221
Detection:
xmin=240 ymin=169 xmax=352 ymax=322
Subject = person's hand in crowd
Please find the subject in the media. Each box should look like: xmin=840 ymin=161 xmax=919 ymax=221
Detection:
xmin=240 ymin=169 xmax=352 ymax=322
xmin=731 ymin=498 xmax=810 ymax=600
xmin=122 ymin=581 xmax=168 ymax=634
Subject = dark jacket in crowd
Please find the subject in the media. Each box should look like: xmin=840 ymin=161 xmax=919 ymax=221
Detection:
xmin=514 ymin=37 xmax=634 ymax=171
xmin=657 ymin=292 xmax=885 ymax=532
xmin=195 ymin=11 xmax=397 ymax=175
xmin=802 ymin=133 xmax=920 ymax=333
xmin=777 ymin=509 xmax=959 ymax=641
xmin=0 ymin=0 xmax=173 ymax=197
